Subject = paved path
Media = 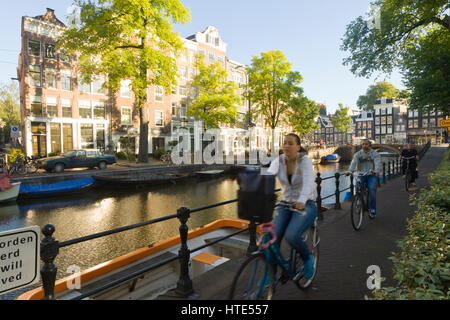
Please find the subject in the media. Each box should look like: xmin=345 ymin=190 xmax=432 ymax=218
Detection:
xmin=188 ymin=145 xmax=447 ymax=300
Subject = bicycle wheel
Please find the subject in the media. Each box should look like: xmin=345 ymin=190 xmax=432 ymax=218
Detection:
xmin=293 ymin=223 xmax=320 ymax=289
xmin=228 ymin=252 xmax=275 ymax=300
xmin=350 ymin=193 xmax=364 ymax=230
xmin=16 ymin=164 xmax=27 ymax=175
xmin=27 ymin=163 xmax=39 ymax=174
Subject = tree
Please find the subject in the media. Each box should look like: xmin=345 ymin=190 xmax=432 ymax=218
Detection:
xmin=59 ymin=0 xmax=191 ymax=162
xmin=286 ymin=96 xmax=319 ymax=139
xmin=187 ymin=55 xmax=241 ymax=129
xmin=0 ymin=81 xmax=20 ymax=144
xmin=401 ymin=29 xmax=450 ymax=115
xmin=331 ymin=103 xmax=352 ymax=136
xmin=357 ymin=81 xmax=398 ymax=110
xmin=341 ymin=0 xmax=449 ymax=78
xmin=341 ymin=0 xmax=449 ymax=115
xmin=247 ymin=50 xmax=303 ymax=151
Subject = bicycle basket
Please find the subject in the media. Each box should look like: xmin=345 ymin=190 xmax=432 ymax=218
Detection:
xmin=237 ymin=168 xmax=277 ymax=223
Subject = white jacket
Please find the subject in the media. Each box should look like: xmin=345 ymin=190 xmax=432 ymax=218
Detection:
xmin=265 ymin=153 xmax=317 ymax=204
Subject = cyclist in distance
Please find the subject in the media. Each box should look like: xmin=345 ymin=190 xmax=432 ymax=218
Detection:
xmin=345 ymin=139 xmax=381 ymax=219
xmin=400 ymin=142 xmax=419 ymax=187
xmin=265 ymin=133 xmax=318 ymax=279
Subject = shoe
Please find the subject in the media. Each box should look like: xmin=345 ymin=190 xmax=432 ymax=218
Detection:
xmin=303 ymin=254 xmax=315 ymax=279
xmin=369 ymin=210 xmax=376 ymax=219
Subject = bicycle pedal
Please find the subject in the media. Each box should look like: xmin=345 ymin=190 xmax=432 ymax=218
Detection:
xmin=280 ymin=272 xmax=289 ymax=284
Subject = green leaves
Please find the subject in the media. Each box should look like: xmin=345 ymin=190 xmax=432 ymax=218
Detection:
xmin=188 ymin=57 xmax=241 ymax=129
xmin=330 ymin=103 xmax=352 ymax=134
xmin=370 ymin=147 xmax=450 ymax=300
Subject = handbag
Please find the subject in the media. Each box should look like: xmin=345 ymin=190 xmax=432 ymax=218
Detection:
xmin=237 ymin=168 xmax=277 ymax=223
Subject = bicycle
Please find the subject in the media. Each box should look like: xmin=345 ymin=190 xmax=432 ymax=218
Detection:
xmin=7 ymin=155 xmax=27 ymax=175
xmin=160 ymin=151 xmax=173 ymax=165
xmin=402 ymin=156 xmax=415 ymax=191
xmin=349 ymin=171 xmax=374 ymax=231
xmin=228 ymin=201 xmax=320 ymax=300
xmin=0 ymin=154 xmax=8 ymax=174
xmin=25 ymin=156 xmax=39 ymax=174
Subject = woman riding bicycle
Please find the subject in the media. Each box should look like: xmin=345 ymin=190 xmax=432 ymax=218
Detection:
xmin=400 ymin=143 xmax=419 ymax=187
xmin=264 ymin=133 xmax=318 ymax=279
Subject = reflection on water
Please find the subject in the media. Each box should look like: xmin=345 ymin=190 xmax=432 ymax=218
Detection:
xmin=0 ymin=162 xmax=354 ymax=283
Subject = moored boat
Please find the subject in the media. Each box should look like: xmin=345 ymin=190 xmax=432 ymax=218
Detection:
xmin=17 ymin=178 xmax=95 ymax=199
xmin=312 ymin=158 xmax=321 ymax=165
xmin=0 ymin=182 xmax=21 ymax=203
xmin=195 ymin=170 xmax=224 ymax=177
xmin=92 ymin=172 xmax=191 ymax=186
xmin=17 ymin=218 xmax=256 ymax=300
xmin=321 ymin=154 xmax=341 ymax=163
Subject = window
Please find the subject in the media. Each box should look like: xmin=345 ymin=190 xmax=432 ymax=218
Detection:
xmin=61 ymin=70 xmax=71 ymax=91
xmin=375 ymin=108 xmax=380 ymax=115
xmin=121 ymin=106 xmax=132 ymax=125
xmin=93 ymin=101 xmax=105 ymax=119
xmin=367 ymin=122 xmax=372 ymax=128
xmin=414 ymin=119 xmax=418 ymax=128
xmin=180 ymin=103 xmax=187 ymax=117
xmin=422 ymin=119 xmax=428 ymax=128
xmin=45 ymin=68 xmax=57 ymax=89
xmin=179 ymin=66 xmax=187 ymax=79
xmin=208 ymin=52 xmax=214 ymax=64
xmin=381 ymin=126 xmax=386 ymax=134
xmin=387 ymin=125 xmax=392 ymax=133
xmin=375 ymin=126 xmax=380 ymax=134
xmin=29 ymin=65 xmax=41 ymax=87
xmin=155 ymin=86 xmax=164 ymax=102
xmin=179 ymin=85 xmax=187 ymax=97
xmin=171 ymin=85 xmax=177 ymax=95
xmin=429 ymin=118 xmax=436 ymax=127
xmin=190 ymin=68 xmax=195 ymax=80
xmin=375 ymin=117 xmax=380 ymax=125
xmin=190 ymin=87 xmax=197 ymax=99
xmin=381 ymin=108 xmax=386 ymax=115
xmin=387 ymin=107 xmax=392 ymax=114
xmin=381 ymin=117 xmax=386 ymax=124
xmin=218 ymin=56 xmax=224 ymax=67
xmin=45 ymin=44 xmax=56 ymax=59
xmin=155 ymin=110 xmax=164 ymax=127
xmin=28 ymin=40 xmax=40 ymax=57
xmin=408 ymin=120 xmax=414 ymax=129
xmin=30 ymin=95 xmax=42 ymax=117
xmin=80 ymin=124 xmax=94 ymax=149
xmin=92 ymin=77 xmax=105 ymax=94
xmin=78 ymin=75 xmax=91 ymax=93
xmin=120 ymin=80 xmax=132 ymax=98
xmin=62 ymin=124 xmax=73 ymax=151
xmin=172 ymin=102 xmax=178 ymax=117
xmin=96 ymin=124 xmax=105 ymax=150
xmin=79 ymin=100 xmax=92 ymax=119
xmin=46 ymin=96 xmax=58 ymax=117
xmin=387 ymin=116 xmax=392 ymax=124
xmin=62 ymin=99 xmax=72 ymax=118
xmin=50 ymin=123 xmax=61 ymax=154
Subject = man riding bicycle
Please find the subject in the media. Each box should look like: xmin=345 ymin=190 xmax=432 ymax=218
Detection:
xmin=400 ymin=143 xmax=419 ymax=187
xmin=345 ymin=139 xmax=381 ymax=219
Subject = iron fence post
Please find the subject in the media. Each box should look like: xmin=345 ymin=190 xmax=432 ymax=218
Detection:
xmin=349 ymin=174 xmax=354 ymax=200
xmin=175 ymin=206 xmax=194 ymax=297
xmin=40 ymin=224 xmax=59 ymax=300
xmin=383 ymin=162 xmax=386 ymax=184
xmin=334 ymin=172 xmax=341 ymax=209
xmin=246 ymin=218 xmax=258 ymax=256
xmin=315 ymin=172 xmax=323 ymax=220
xmin=388 ymin=161 xmax=391 ymax=179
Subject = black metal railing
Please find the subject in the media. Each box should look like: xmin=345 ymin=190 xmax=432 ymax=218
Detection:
xmin=38 ymin=142 xmax=433 ymax=300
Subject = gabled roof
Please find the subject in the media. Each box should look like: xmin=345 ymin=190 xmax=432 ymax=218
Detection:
xmin=33 ymin=8 xmax=66 ymax=28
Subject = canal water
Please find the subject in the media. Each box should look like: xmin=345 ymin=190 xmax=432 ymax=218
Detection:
xmin=1 ymin=161 xmax=353 ymax=298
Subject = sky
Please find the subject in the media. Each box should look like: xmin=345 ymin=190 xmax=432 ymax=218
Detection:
xmin=0 ymin=0 xmax=406 ymax=114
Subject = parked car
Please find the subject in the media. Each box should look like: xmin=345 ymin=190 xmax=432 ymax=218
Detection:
xmin=37 ymin=150 xmax=117 ymax=173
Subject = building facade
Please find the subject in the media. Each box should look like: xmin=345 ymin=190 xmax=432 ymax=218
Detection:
xmin=17 ymin=9 xmax=276 ymax=158
xmin=354 ymin=110 xmax=374 ymax=141
xmin=406 ymin=108 xmax=447 ymax=144
xmin=313 ymin=115 xmax=353 ymax=146
xmin=373 ymin=97 xmax=408 ymax=144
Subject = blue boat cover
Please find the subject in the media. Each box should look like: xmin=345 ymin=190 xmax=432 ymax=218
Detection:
xmin=19 ymin=178 xmax=95 ymax=195
xmin=323 ymin=154 xmax=339 ymax=160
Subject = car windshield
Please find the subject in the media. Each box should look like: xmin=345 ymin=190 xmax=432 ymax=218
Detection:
xmin=62 ymin=150 xmax=77 ymax=157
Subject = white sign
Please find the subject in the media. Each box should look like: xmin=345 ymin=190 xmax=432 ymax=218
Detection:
xmin=0 ymin=226 xmax=40 ymax=294
xmin=10 ymin=126 xmax=21 ymax=138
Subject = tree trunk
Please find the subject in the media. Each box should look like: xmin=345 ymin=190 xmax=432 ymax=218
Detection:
xmin=138 ymin=106 xmax=149 ymax=163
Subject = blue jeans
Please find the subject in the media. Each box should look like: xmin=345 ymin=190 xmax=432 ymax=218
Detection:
xmin=357 ymin=175 xmax=377 ymax=214
xmin=264 ymin=200 xmax=318 ymax=262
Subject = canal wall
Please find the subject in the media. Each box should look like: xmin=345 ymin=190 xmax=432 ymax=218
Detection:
xmin=307 ymin=145 xmax=355 ymax=162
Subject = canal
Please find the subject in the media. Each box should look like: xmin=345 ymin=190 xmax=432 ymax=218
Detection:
xmin=1 ymin=161 xmax=354 ymax=299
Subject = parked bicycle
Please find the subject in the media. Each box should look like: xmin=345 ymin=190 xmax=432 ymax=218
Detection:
xmin=349 ymin=171 xmax=374 ymax=231
xmin=25 ymin=156 xmax=39 ymax=174
xmin=0 ymin=153 xmax=8 ymax=174
xmin=160 ymin=151 xmax=173 ymax=165
xmin=228 ymin=201 xmax=320 ymax=300
xmin=7 ymin=154 xmax=28 ymax=175
xmin=402 ymin=156 xmax=415 ymax=191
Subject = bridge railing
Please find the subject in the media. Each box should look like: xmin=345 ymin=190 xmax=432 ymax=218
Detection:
xmin=36 ymin=142 xmax=432 ymax=300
